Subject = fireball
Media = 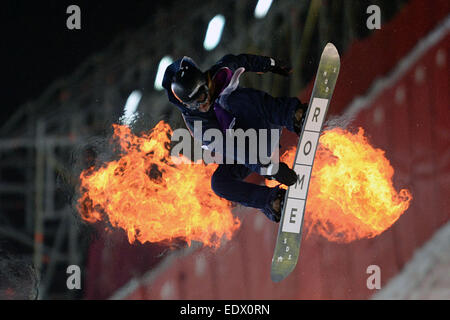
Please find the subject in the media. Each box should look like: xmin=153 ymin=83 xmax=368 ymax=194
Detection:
xmin=78 ymin=121 xmax=240 ymax=248
xmin=268 ymin=127 xmax=412 ymax=242
xmin=78 ymin=121 xmax=412 ymax=247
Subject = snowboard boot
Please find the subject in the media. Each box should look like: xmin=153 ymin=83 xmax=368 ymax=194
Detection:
xmin=262 ymin=188 xmax=286 ymax=223
xmin=293 ymin=102 xmax=308 ymax=136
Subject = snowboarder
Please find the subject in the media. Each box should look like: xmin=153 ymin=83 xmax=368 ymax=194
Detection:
xmin=162 ymin=54 xmax=308 ymax=222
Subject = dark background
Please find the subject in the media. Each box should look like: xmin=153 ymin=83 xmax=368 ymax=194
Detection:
xmin=1 ymin=1 xmax=174 ymax=126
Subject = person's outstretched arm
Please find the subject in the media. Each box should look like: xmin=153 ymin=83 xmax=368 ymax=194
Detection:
xmin=216 ymin=54 xmax=292 ymax=76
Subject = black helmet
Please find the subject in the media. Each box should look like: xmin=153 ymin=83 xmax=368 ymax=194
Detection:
xmin=171 ymin=57 xmax=210 ymax=110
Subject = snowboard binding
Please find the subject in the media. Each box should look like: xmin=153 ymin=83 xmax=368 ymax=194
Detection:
xmin=263 ymin=187 xmax=286 ymax=223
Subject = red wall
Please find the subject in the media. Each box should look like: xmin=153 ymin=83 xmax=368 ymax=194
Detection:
xmin=85 ymin=0 xmax=450 ymax=300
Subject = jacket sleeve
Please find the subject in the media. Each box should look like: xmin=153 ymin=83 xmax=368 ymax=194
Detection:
xmin=215 ymin=54 xmax=273 ymax=73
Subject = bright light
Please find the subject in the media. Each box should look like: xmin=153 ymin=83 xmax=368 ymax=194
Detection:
xmin=154 ymin=56 xmax=173 ymax=91
xmin=254 ymin=0 xmax=273 ymax=18
xmin=121 ymin=90 xmax=142 ymax=125
xmin=203 ymin=14 xmax=225 ymax=51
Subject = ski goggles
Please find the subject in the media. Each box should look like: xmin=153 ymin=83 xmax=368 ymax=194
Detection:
xmin=184 ymin=83 xmax=210 ymax=110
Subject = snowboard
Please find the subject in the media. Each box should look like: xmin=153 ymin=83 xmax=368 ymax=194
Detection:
xmin=270 ymin=43 xmax=340 ymax=282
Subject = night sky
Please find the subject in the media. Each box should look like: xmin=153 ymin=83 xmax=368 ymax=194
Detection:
xmin=2 ymin=1 xmax=172 ymax=127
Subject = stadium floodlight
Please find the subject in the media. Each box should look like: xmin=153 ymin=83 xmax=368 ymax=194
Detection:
xmin=254 ymin=0 xmax=273 ymax=19
xmin=121 ymin=90 xmax=142 ymax=125
xmin=154 ymin=56 xmax=173 ymax=91
xmin=203 ymin=14 xmax=225 ymax=51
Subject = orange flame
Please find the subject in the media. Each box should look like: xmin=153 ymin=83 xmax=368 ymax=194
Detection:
xmin=268 ymin=127 xmax=412 ymax=242
xmin=78 ymin=121 xmax=240 ymax=248
xmin=79 ymin=121 xmax=412 ymax=247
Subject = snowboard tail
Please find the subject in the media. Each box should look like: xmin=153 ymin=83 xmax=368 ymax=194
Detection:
xmin=270 ymin=43 xmax=340 ymax=282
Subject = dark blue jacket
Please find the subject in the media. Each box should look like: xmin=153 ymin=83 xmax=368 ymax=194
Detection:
xmin=162 ymin=54 xmax=293 ymax=174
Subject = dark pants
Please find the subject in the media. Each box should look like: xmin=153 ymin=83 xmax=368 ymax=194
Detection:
xmin=211 ymin=164 xmax=278 ymax=207
xmin=211 ymin=88 xmax=301 ymax=221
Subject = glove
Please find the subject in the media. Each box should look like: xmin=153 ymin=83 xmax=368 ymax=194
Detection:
xmin=267 ymin=162 xmax=297 ymax=186
xmin=269 ymin=57 xmax=292 ymax=77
